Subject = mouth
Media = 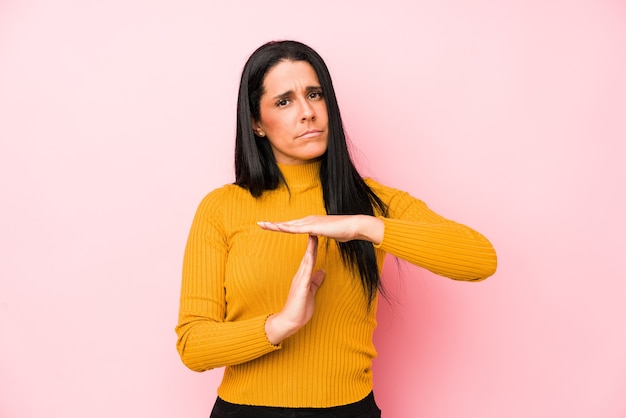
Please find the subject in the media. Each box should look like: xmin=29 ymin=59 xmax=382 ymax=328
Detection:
xmin=297 ymin=129 xmax=324 ymax=139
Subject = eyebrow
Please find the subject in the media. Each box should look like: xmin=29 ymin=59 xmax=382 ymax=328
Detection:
xmin=271 ymin=86 xmax=322 ymax=100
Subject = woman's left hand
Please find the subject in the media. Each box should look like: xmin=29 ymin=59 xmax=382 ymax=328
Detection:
xmin=258 ymin=215 xmax=384 ymax=244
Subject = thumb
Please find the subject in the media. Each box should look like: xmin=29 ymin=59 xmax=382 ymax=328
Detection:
xmin=310 ymin=269 xmax=325 ymax=292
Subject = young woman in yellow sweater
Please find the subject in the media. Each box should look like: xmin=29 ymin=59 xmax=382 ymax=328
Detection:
xmin=176 ymin=40 xmax=497 ymax=417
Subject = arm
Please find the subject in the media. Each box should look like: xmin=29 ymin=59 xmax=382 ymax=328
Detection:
xmin=176 ymin=190 xmax=327 ymax=370
xmin=258 ymin=185 xmax=497 ymax=281
xmin=374 ymin=193 xmax=497 ymax=281
xmin=175 ymin=190 xmax=281 ymax=372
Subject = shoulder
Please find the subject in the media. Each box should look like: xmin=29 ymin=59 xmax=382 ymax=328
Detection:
xmin=194 ymin=184 xmax=252 ymax=217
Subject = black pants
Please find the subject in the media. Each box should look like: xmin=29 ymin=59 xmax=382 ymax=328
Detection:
xmin=210 ymin=391 xmax=381 ymax=418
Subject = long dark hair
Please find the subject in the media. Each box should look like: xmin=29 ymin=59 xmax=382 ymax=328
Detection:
xmin=234 ymin=40 xmax=387 ymax=304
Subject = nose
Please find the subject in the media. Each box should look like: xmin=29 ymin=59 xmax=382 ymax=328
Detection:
xmin=299 ymin=99 xmax=316 ymax=121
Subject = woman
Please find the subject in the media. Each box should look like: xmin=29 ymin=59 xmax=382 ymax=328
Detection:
xmin=176 ymin=40 xmax=497 ymax=417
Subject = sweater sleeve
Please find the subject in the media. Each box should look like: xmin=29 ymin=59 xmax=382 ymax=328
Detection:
xmin=175 ymin=189 xmax=281 ymax=372
xmin=370 ymin=181 xmax=497 ymax=281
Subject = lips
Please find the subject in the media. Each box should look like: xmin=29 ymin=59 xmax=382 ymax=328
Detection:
xmin=297 ymin=129 xmax=323 ymax=139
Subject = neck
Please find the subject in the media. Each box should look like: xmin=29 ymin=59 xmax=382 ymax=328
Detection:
xmin=277 ymin=160 xmax=322 ymax=190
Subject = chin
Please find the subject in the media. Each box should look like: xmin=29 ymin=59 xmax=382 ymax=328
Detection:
xmin=308 ymin=143 xmax=328 ymax=159
xmin=304 ymin=151 xmax=327 ymax=162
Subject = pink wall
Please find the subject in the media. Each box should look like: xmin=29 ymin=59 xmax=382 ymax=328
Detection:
xmin=1 ymin=1 xmax=625 ymax=417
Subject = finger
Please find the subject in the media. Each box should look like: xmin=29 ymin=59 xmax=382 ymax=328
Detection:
xmin=279 ymin=217 xmax=315 ymax=227
xmin=257 ymin=221 xmax=299 ymax=233
xmin=304 ymin=234 xmax=318 ymax=264
xmin=294 ymin=235 xmax=318 ymax=278
xmin=258 ymin=218 xmax=318 ymax=234
xmin=257 ymin=221 xmax=278 ymax=231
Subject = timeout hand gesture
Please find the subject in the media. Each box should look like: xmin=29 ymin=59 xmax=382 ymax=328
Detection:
xmin=261 ymin=216 xmax=384 ymax=345
xmin=258 ymin=215 xmax=384 ymax=244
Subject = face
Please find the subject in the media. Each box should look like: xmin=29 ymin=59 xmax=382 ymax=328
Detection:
xmin=253 ymin=60 xmax=328 ymax=165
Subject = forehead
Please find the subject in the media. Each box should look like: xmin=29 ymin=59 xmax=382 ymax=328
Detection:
xmin=262 ymin=60 xmax=321 ymax=94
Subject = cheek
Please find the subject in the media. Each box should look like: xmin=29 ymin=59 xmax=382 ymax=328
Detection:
xmin=318 ymin=102 xmax=329 ymax=122
xmin=264 ymin=116 xmax=282 ymax=131
xmin=260 ymin=111 xmax=288 ymax=134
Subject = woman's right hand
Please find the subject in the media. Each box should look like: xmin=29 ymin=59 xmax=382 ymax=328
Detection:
xmin=264 ymin=235 xmax=326 ymax=345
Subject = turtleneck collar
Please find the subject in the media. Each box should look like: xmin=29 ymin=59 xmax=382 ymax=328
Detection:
xmin=277 ymin=160 xmax=322 ymax=190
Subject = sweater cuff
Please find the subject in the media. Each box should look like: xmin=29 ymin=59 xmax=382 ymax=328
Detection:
xmin=209 ymin=315 xmax=283 ymax=368
xmin=263 ymin=313 xmax=283 ymax=349
xmin=373 ymin=216 xmax=387 ymax=249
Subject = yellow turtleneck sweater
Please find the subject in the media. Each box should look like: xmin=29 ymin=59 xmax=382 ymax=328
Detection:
xmin=176 ymin=161 xmax=497 ymax=408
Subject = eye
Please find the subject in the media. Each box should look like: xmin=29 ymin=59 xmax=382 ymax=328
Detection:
xmin=276 ymin=98 xmax=290 ymax=107
xmin=308 ymin=91 xmax=324 ymax=100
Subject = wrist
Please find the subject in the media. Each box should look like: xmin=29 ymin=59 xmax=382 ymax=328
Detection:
xmin=357 ymin=215 xmax=384 ymax=245
xmin=265 ymin=313 xmax=296 ymax=346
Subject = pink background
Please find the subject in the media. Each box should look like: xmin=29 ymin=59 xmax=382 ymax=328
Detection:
xmin=1 ymin=1 xmax=625 ymax=417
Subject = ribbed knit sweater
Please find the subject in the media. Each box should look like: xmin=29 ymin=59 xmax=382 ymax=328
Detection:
xmin=176 ymin=161 xmax=497 ymax=408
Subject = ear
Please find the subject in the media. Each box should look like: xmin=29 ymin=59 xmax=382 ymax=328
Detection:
xmin=251 ymin=118 xmax=266 ymax=137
